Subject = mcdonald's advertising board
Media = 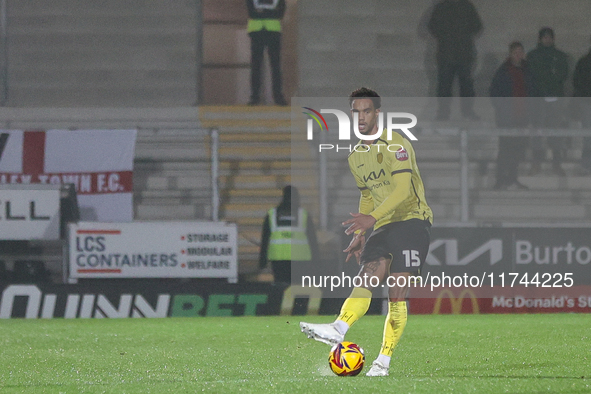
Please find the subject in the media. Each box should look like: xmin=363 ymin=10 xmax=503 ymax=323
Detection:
xmin=409 ymin=286 xmax=591 ymax=315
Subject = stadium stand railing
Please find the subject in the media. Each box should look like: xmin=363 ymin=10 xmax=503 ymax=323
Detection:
xmin=2 ymin=107 xmax=591 ymax=281
xmin=321 ymin=124 xmax=591 ymax=229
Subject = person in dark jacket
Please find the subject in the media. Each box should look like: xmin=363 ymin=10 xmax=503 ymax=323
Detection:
xmin=526 ymin=27 xmax=569 ymax=175
xmin=246 ymin=0 xmax=287 ymax=106
xmin=490 ymin=41 xmax=537 ymax=190
xmin=428 ymin=0 xmax=482 ymax=120
xmin=573 ymin=36 xmax=591 ymax=173
xmin=259 ymin=185 xmax=319 ymax=283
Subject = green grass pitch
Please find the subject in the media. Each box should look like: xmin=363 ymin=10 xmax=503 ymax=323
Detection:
xmin=0 ymin=314 xmax=589 ymax=393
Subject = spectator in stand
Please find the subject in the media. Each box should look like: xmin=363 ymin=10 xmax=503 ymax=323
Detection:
xmin=428 ymin=0 xmax=482 ymax=120
xmin=259 ymin=186 xmax=319 ymax=284
xmin=246 ymin=0 xmax=288 ymax=106
xmin=490 ymin=41 xmax=537 ymax=190
xmin=573 ymin=35 xmax=591 ymax=174
xmin=526 ymin=27 xmax=569 ymax=176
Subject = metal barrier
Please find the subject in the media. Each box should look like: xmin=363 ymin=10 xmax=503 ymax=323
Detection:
xmin=0 ymin=0 xmax=7 ymax=106
xmin=452 ymin=127 xmax=591 ymax=223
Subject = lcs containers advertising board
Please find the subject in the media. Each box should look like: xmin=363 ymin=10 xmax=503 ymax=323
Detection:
xmin=68 ymin=221 xmax=238 ymax=281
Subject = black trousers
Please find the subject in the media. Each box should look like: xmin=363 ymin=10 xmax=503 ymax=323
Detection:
xmin=271 ymin=260 xmax=291 ymax=283
xmin=436 ymin=61 xmax=476 ymax=118
xmin=249 ymin=30 xmax=284 ymax=103
xmin=531 ymin=100 xmax=569 ymax=164
xmin=495 ymin=136 xmax=528 ymax=186
xmin=272 ymin=260 xmax=316 ymax=284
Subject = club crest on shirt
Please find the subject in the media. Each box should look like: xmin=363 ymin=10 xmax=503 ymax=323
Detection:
xmin=377 ymin=152 xmax=383 ymax=164
xmin=395 ymin=148 xmax=409 ymax=161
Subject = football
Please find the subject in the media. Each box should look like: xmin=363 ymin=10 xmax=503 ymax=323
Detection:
xmin=328 ymin=341 xmax=365 ymax=376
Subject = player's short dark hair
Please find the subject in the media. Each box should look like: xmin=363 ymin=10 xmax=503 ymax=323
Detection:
xmin=349 ymin=87 xmax=381 ymax=109
xmin=509 ymin=41 xmax=523 ymax=51
xmin=538 ymin=27 xmax=554 ymax=40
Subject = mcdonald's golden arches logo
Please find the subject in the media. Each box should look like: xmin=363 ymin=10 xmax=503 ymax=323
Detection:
xmin=433 ymin=289 xmax=480 ymax=314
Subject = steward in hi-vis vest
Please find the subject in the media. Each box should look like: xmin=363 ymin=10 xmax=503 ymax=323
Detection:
xmin=259 ymin=186 xmax=319 ymax=283
xmin=245 ymin=0 xmax=287 ymax=106
xmin=246 ymin=0 xmax=283 ymax=33
xmin=267 ymin=207 xmax=312 ymax=261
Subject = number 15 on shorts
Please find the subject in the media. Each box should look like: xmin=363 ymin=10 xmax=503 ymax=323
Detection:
xmin=403 ymin=250 xmax=420 ymax=267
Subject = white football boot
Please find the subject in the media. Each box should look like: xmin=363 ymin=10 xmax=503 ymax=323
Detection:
xmin=299 ymin=322 xmax=344 ymax=346
xmin=365 ymin=360 xmax=389 ymax=377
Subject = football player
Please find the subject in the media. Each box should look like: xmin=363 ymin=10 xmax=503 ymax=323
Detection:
xmin=300 ymin=87 xmax=433 ymax=377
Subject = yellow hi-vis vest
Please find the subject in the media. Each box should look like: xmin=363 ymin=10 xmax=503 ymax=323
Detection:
xmin=267 ymin=207 xmax=312 ymax=261
xmin=247 ymin=19 xmax=282 ymax=33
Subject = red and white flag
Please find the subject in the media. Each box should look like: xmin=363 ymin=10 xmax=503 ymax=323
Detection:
xmin=0 ymin=129 xmax=137 ymax=222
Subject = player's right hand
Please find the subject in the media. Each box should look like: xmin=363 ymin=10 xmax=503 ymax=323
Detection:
xmin=343 ymin=233 xmax=365 ymax=265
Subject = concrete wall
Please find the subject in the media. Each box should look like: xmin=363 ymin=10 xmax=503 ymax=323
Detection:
xmin=5 ymin=0 xmax=299 ymax=107
xmin=7 ymin=0 xmax=199 ymax=107
xmin=298 ymin=0 xmax=591 ymax=97
xmin=5 ymin=1 xmax=590 ymax=106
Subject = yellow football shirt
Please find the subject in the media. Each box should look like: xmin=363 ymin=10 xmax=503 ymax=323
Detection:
xmin=347 ymin=130 xmax=433 ymax=230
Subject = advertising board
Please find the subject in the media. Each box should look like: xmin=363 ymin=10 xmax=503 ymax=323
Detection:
xmin=68 ymin=221 xmax=238 ymax=281
xmin=0 ymin=185 xmax=61 ymax=240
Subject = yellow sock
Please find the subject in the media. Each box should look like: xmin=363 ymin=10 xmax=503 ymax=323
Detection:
xmin=336 ymin=287 xmax=372 ymax=327
xmin=379 ymin=301 xmax=407 ymax=357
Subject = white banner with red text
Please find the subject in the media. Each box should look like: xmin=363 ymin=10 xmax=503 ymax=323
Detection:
xmin=0 ymin=129 xmax=136 ymax=222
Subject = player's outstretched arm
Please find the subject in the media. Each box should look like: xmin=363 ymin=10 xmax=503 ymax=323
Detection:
xmin=358 ymin=188 xmax=374 ymax=215
xmin=369 ymin=172 xmax=411 ymax=220
xmin=343 ymin=172 xmax=412 ymax=236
